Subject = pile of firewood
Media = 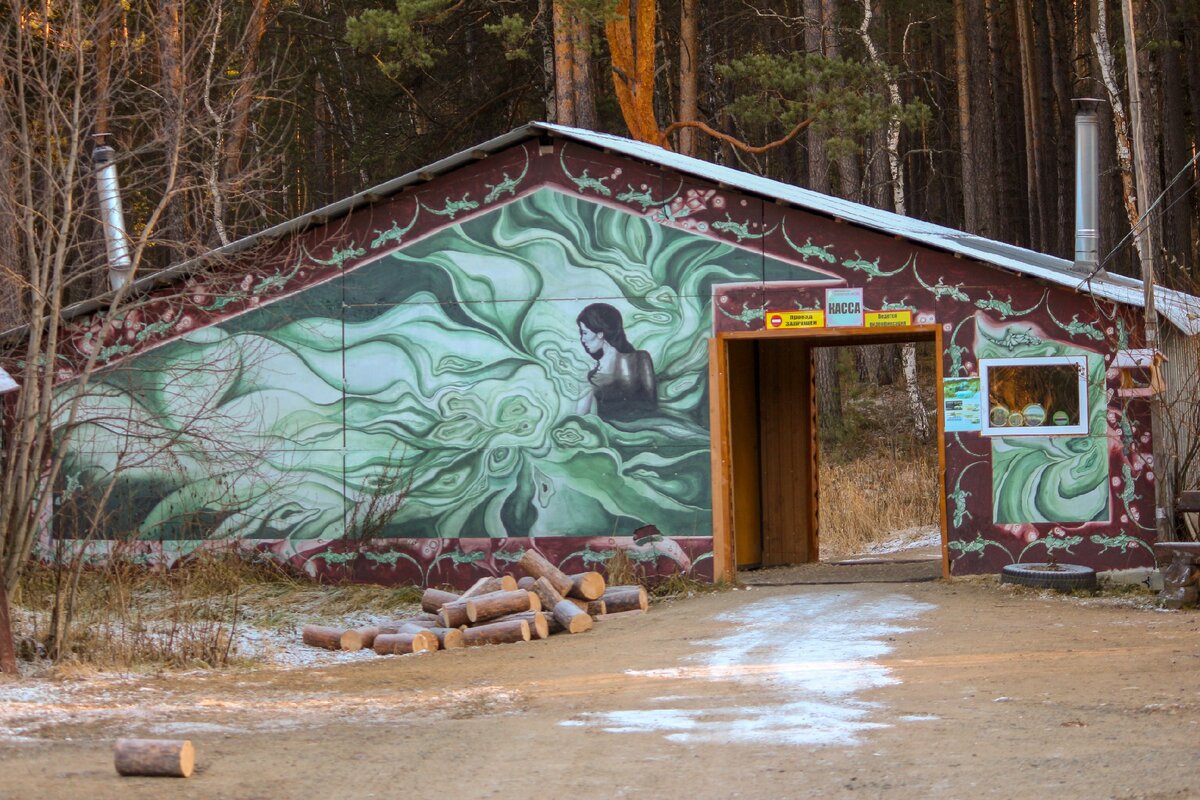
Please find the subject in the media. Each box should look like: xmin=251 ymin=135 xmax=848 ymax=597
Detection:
xmin=302 ymin=549 xmax=649 ymax=655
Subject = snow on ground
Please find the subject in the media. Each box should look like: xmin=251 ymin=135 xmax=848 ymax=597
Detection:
xmin=859 ymin=524 xmax=942 ymax=556
xmin=561 ymin=591 xmax=937 ymax=746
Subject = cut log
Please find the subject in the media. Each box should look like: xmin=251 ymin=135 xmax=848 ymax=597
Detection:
xmin=302 ymin=624 xmax=364 ymax=652
xmin=469 ymin=590 xmax=534 ymax=624
xmin=438 ymin=599 xmax=478 ymax=628
xmin=563 ymin=597 xmax=588 ymax=611
xmin=585 ymin=600 xmax=606 ymax=616
xmin=567 ymin=571 xmax=606 ymax=601
xmin=461 ymin=618 xmax=531 ymax=646
xmin=493 ymin=610 xmax=551 ymax=640
xmin=114 ymin=738 xmax=195 ymax=778
xmin=529 ymin=576 xmax=566 ymax=612
xmin=517 ymin=576 xmax=536 ymax=590
xmin=351 ymin=626 xmax=382 ymax=649
xmin=430 ymin=627 xmax=465 ymax=649
xmin=421 ymin=588 xmax=461 ymax=613
xmin=373 ymin=631 xmax=438 ymax=655
xmin=460 ymin=575 xmax=518 ymax=600
xmin=551 ymin=599 xmax=593 ymax=634
xmin=593 ymin=609 xmax=647 ymax=621
xmin=602 ymin=585 xmax=649 ymax=613
xmin=518 ymin=550 xmax=573 ymax=596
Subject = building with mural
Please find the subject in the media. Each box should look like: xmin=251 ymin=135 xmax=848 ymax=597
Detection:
xmin=21 ymin=124 xmax=1200 ymax=587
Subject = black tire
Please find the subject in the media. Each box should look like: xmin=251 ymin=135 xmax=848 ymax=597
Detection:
xmin=999 ymin=563 xmax=1097 ymax=592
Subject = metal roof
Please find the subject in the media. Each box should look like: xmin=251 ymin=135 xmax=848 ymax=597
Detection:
xmin=535 ymin=123 xmax=1200 ymax=336
xmin=30 ymin=121 xmax=1200 ymax=335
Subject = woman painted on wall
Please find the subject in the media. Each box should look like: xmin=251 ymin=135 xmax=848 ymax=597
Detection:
xmin=575 ymin=303 xmax=657 ymax=421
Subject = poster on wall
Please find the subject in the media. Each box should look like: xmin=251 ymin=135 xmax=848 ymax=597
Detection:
xmin=943 ymin=377 xmax=982 ymax=432
xmin=825 ymin=287 xmax=864 ymax=327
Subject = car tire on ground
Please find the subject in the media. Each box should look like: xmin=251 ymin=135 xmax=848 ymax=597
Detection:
xmin=999 ymin=563 xmax=1098 ymax=592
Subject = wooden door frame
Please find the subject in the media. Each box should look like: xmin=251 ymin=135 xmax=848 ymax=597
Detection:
xmin=710 ymin=324 xmax=949 ymax=583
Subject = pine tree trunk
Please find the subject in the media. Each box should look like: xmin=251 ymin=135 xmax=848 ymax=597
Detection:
xmin=954 ymin=0 xmax=979 ymax=232
xmin=678 ymin=0 xmax=699 ymax=156
xmin=815 ymin=347 xmax=842 ymax=431
xmin=552 ymin=0 xmax=576 ymax=125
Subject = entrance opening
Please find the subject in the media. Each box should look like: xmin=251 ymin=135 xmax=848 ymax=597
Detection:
xmin=813 ymin=343 xmax=941 ymax=566
xmin=712 ymin=327 xmax=947 ymax=582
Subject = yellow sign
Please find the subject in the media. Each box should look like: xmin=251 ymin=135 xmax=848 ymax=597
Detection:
xmin=766 ymin=310 xmax=824 ymax=330
xmin=864 ymin=310 xmax=912 ymax=328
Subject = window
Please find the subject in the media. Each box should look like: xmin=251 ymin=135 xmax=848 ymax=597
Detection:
xmin=978 ymin=355 xmax=1089 ymax=436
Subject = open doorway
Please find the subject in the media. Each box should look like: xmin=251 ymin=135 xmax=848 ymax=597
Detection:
xmin=709 ymin=327 xmax=948 ymax=582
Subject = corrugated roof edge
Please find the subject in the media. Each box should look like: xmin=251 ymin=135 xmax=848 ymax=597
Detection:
xmin=6 ymin=121 xmax=1197 ymax=338
xmin=535 ymin=122 xmax=1200 ymax=336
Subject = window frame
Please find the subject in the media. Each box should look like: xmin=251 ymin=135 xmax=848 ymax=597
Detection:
xmin=978 ymin=355 xmax=1090 ymax=437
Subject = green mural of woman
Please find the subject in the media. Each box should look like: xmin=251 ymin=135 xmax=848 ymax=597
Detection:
xmin=575 ymin=302 xmax=658 ymax=421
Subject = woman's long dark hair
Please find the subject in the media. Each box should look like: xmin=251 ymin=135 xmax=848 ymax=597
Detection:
xmin=576 ymin=303 xmax=635 ymax=353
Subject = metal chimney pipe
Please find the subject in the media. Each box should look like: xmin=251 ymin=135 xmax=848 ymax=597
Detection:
xmin=1073 ymin=98 xmax=1102 ymax=274
xmin=93 ymin=142 xmax=132 ymax=291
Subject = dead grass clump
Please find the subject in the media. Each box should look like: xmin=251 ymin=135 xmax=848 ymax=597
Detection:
xmin=818 ymin=440 xmax=939 ymax=559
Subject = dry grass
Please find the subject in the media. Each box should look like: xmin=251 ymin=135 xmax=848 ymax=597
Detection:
xmin=12 ymin=552 xmax=421 ymax=671
xmin=817 ymin=439 xmax=940 ymax=559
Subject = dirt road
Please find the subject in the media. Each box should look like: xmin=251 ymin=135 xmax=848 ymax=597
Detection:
xmin=1 ymin=578 xmax=1197 ymax=800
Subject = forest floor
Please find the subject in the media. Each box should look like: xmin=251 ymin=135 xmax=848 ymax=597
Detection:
xmin=2 ymin=565 xmax=1197 ymax=800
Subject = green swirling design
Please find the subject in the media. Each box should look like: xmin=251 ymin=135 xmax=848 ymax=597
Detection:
xmin=978 ymin=316 xmax=1110 ymax=524
xmin=57 ymin=188 xmax=817 ymax=542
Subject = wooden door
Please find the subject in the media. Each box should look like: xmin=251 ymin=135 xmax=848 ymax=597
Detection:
xmin=757 ymin=338 xmax=817 ymax=565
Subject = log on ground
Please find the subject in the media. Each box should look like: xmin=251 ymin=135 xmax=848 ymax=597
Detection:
xmin=461 ymin=618 xmax=531 ymax=646
xmin=114 ymin=738 xmax=195 ymax=778
xmin=438 ymin=599 xmax=478 ymax=628
xmin=585 ymin=600 xmax=606 ymax=616
xmin=551 ymin=600 xmax=593 ymax=634
xmin=602 ymin=585 xmax=649 ymax=613
xmin=518 ymin=550 xmax=573 ymax=596
xmin=373 ymin=631 xmax=439 ymax=655
xmin=469 ymin=589 xmax=534 ymax=624
xmin=302 ymin=624 xmax=364 ymax=652
xmin=351 ymin=626 xmax=382 ymax=649
xmin=567 ymin=571 xmax=606 ymax=601
xmin=493 ymin=610 xmax=551 ymax=639
xmin=460 ymin=575 xmax=518 ymax=600
xmin=421 ymin=588 xmax=461 ymax=613
xmin=529 ymin=576 xmax=565 ymax=612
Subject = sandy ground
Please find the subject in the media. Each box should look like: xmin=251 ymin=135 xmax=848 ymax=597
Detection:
xmin=1 ymin=571 xmax=1197 ymax=800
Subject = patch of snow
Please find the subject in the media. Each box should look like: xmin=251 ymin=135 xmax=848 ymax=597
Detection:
xmin=561 ymin=591 xmax=935 ymax=746
xmin=860 ymin=525 xmax=942 ymax=556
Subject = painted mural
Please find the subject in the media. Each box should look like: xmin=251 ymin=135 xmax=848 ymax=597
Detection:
xmin=50 ymin=171 xmax=842 ymax=584
xmin=41 ymin=136 xmax=1160 ymax=582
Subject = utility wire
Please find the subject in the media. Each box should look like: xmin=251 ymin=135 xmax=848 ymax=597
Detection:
xmin=1077 ymin=149 xmax=1200 ymax=286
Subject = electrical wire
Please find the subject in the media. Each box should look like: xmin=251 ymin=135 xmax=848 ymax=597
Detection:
xmin=1078 ymin=149 xmax=1200 ymax=284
